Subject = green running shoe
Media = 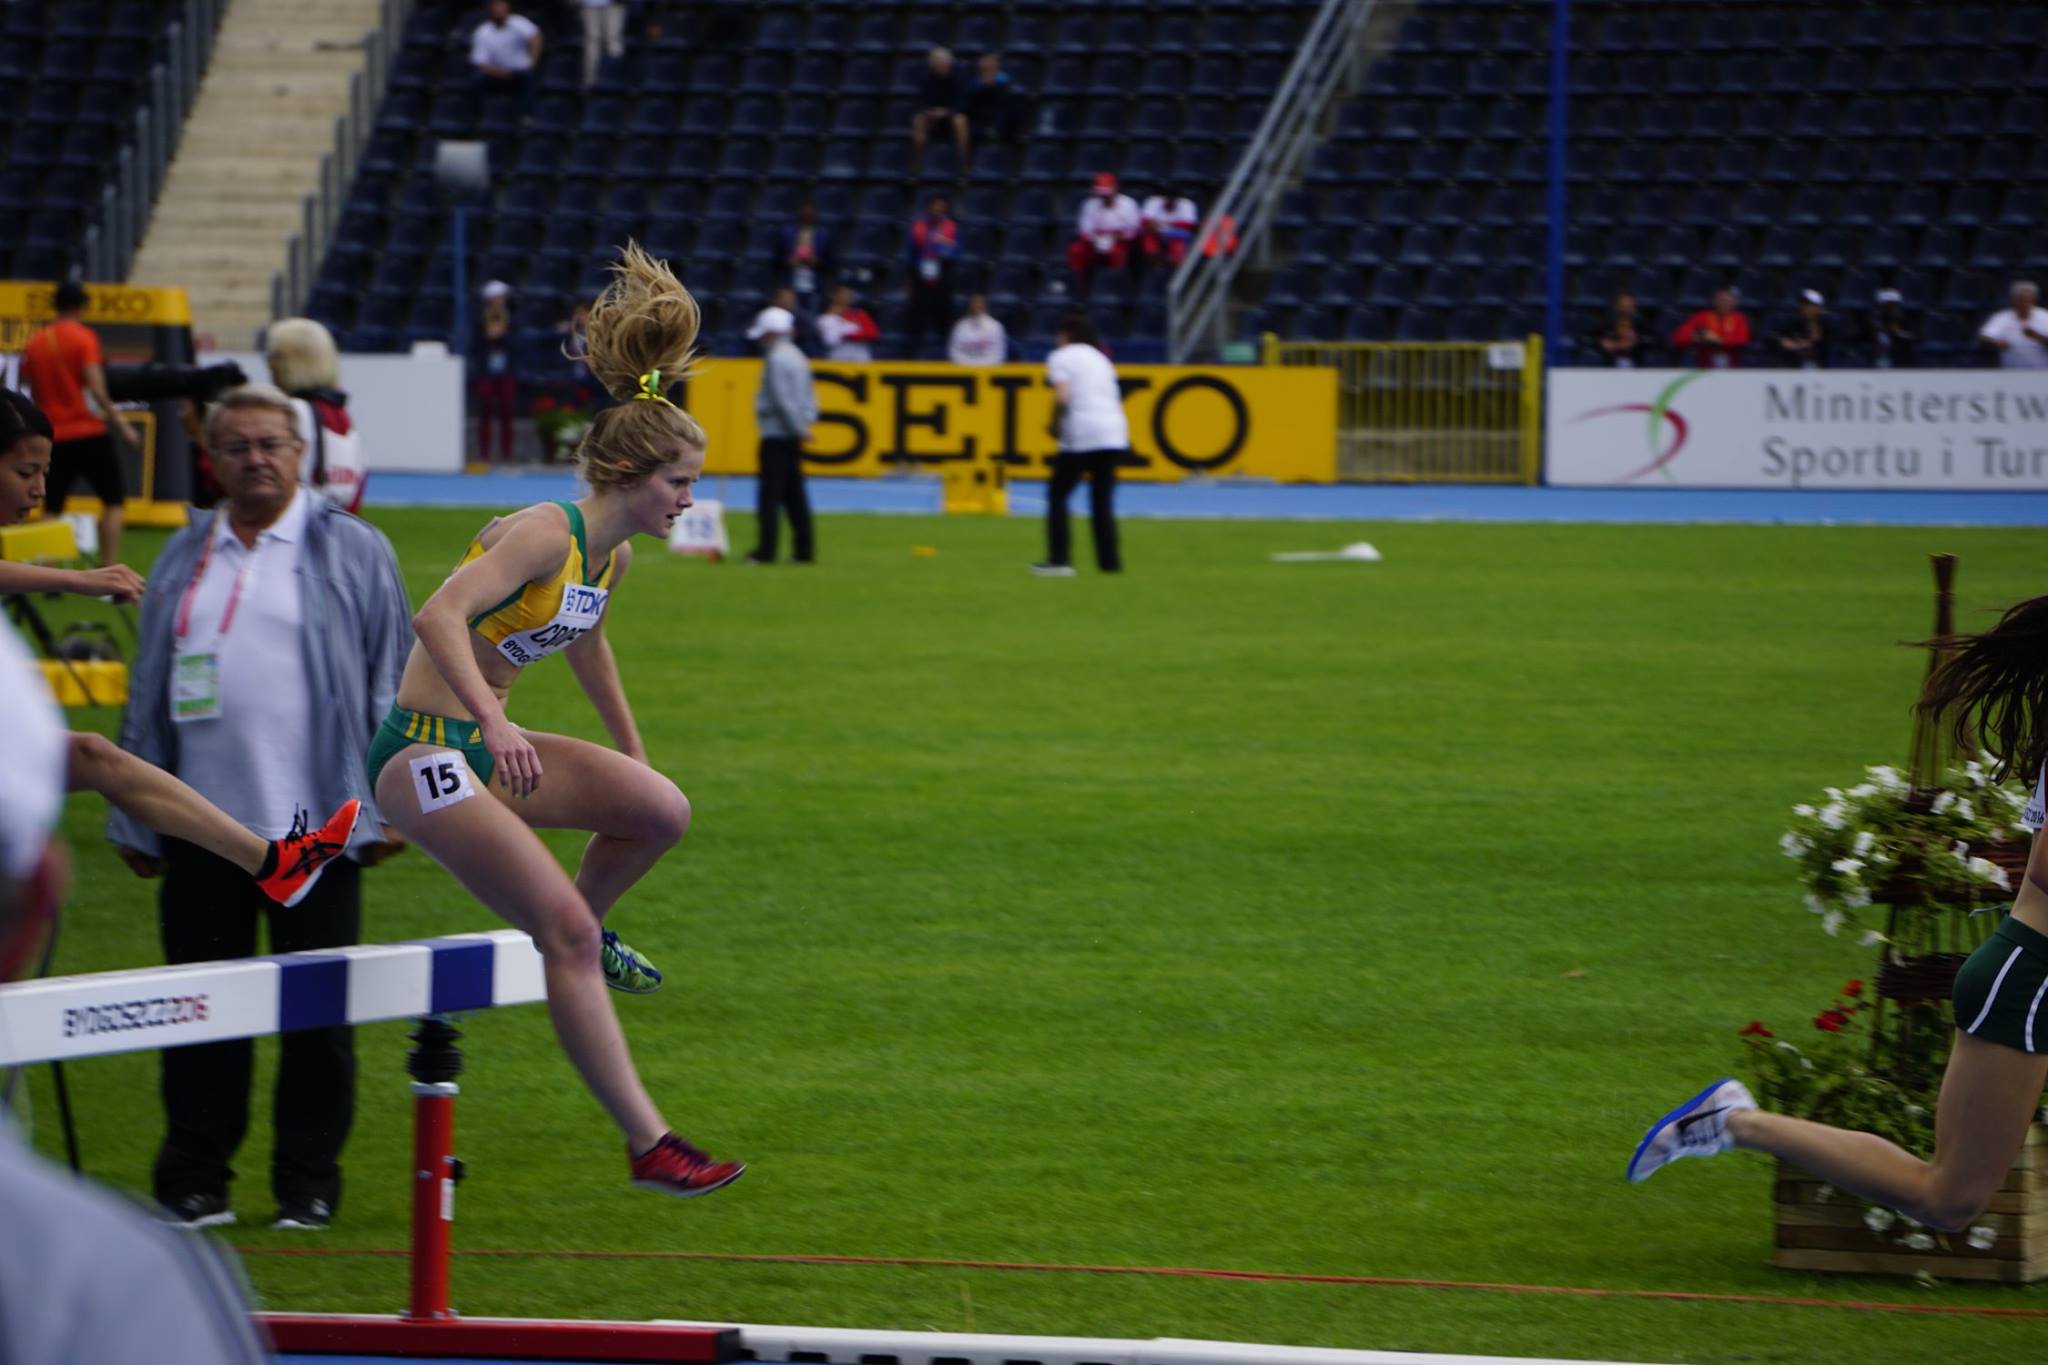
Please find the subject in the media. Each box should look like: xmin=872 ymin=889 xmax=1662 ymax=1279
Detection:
xmin=600 ymin=929 xmax=663 ymax=994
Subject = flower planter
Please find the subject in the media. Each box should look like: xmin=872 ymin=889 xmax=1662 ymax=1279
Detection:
xmin=1772 ymin=1125 xmax=2048 ymax=1283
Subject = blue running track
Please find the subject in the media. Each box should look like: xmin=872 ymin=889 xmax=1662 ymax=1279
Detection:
xmin=366 ymin=471 xmax=2048 ymax=527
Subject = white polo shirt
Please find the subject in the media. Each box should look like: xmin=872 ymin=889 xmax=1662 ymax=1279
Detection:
xmin=170 ymin=489 xmax=321 ymax=839
xmin=1979 ymin=307 xmax=2048 ymax=368
xmin=1076 ymin=194 xmax=1141 ymax=252
xmin=948 ymin=314 xmax=1007 ymax=365
xmin=471 ymin=14 xmax=540 ymax=72
xmin=1047 ymin=342 xmax=1128 ymax=453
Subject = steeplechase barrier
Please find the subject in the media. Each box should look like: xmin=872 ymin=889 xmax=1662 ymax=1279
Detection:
xmin=0 ymin=931 xmax=740 ymax=1363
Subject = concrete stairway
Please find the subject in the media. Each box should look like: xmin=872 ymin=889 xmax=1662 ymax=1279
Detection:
xmin=128 ymin=0 xmax=388 ymax=350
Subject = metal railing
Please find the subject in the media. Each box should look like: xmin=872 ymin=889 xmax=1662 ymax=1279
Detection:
xmin=270 ymin=0 xmax=416 ymax=326
xmin=1166 ymin=0 xmax=1376 ymax=363
xmin=81 ymin=0 xmax=226 ymax=282
xmin=1263 ymin=336 xmax=1545 ymax=484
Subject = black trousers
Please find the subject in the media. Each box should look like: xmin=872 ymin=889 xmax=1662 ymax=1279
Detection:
xmin=751 ymin=435 xmax=815 ymax=563
xmin=906 ymin=281 xmax=954 ymax=358
xmin=1045 ymin=449 xmax=1123 ymax=571
xmin=153 ymin=838 xmax=361 ymax=1211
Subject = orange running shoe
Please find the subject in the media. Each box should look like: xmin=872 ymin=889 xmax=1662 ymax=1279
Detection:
xmin=629 ymin=1133 xmax=746 ymax=1199
xmin=257 ymin=800 xmax=362 ymax=907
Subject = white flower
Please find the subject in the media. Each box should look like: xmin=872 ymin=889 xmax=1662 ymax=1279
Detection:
xmin=1955 ymin=797 xmax=1975 ymax=823
xmin=1871 ymin=765 xmax=1906 ymax=791
xmin=1903 ymin=1103 xmax=1926 ymax=1119
xmin=1819 ymin=802 xmax=1848 ymax=829
xmin=1852 ymin=831 xmax=1876 ymax=857
xmin=1932 ymin=791 xmax=1956 ymax=815
xmin=1863 ymin=1207 xmax=1897 ymax=1232
xmin=1967 ymin=1225 xmax=1998 ymax=1251
xmin=1793 ymin=803 xmax=1817 ymax=818
xmin=1962 ymin=759 xmax=1986 ymax=785
xmin=1845 ymin=887 xmax=1872 ymax=908
xmin=1967 ymin=857 xmax=2012 ymax=891
xmin=1849 ymin=783 xmax=1878 ymax=800
xmin=1805 ymin=894 xmax=1828 ymax=915
xmin=1831 ymin=857 xmax=1865 ymax=876
xmin=1902 ymin=1231 xmax=1936 ymax=1251
xmin=1858 ymin=929 xmax=1888 ymax=947
xmin=1781 ymin=832 xmax=1810 ymax=858
xmin=1822 ymin=910 xmax=1845 ymax=936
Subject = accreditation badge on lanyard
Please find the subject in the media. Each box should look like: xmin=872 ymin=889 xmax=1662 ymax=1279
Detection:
xmin=171 ymin=521 xmax=255 ymax=723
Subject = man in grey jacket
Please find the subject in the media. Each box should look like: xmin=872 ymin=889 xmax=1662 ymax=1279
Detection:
xmin=744 ymin=305 xmax=818 ymax=565
xmin=1 ymin=620 xmax=271 ymax=1365
xmin=110 ymin=384 xmax=411 ymax=1232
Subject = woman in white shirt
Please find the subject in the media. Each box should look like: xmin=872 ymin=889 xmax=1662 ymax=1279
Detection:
xmin=1032 ymin=312 xmax=1125 ymax=576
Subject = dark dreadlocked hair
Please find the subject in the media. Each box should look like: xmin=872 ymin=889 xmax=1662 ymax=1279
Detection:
xmin=1918 ymin=594 xmax=2048 ymax=784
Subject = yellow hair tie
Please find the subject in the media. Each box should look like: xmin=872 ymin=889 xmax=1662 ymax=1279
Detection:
xmin=634 ymin=370 xmax=669 ymax=403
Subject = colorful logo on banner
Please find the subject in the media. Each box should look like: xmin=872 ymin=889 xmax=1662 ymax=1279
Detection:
xmin=1567 ymin=371 xmax=1707 ymax=483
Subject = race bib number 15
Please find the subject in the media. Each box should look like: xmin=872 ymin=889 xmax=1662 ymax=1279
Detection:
xmin=410 ymin=750 xmax=476 ymax=813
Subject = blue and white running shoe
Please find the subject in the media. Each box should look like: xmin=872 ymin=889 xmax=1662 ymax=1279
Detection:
xmin=1626 ymin=1077 xmax=1756 ymax=1183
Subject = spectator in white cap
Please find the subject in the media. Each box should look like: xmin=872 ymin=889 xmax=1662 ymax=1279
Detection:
xmin=1867 ymin=287 xmax=1916 ymax=369
xmin=1067 ymin=172 xmax=1141 ymax=299
xmin=0 ymin=621 xmax=271 ymax=1365
xmin=745 ymin=306 xmax=818 ymax=565
xmin=1978 ymin=280 xmax=2048 ymax=368
xmin=1776 ymin=289 xmax=1830 ymax=369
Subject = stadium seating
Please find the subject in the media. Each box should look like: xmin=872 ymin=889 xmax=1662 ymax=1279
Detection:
xmin=1266 ymin=0 xmax=2035 ymax=362
xmin=302 ymin=1 xmax=1325 ymax=365
xmin=0 ymin=1 xmax=184 ymax=279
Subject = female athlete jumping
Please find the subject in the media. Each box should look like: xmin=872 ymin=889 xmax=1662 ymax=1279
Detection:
xmin=1630 ymin=595 xmax=2048 ymax=1233
xmin=366 ymin=245 xmax=741 ymax=1196
xmin=0 ymin=388 xmax=357 ymax=907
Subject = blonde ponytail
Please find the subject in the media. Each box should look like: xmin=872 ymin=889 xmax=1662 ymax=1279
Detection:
xmin=574 ymin=242 xmax=708 ymax=486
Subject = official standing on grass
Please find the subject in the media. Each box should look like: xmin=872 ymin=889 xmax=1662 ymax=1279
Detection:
xmin=1033 ymin=312 xmax=1124 ymax=577
xmin=745 ymin=306 xmax=817 ymax=565
xmin=111 ymin=384 xmax=412 ymax=1234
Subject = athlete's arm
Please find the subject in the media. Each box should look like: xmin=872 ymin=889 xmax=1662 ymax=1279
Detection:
xmin=564 ymin=541 xmax=646 ymax=764
xmin=410 ymin=511 xmax=569 ymax=796
xmin=0 ymin=560 xmax=144 ymax=602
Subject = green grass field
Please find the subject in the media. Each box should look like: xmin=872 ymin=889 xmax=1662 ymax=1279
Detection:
xmin=20 ymin=507 xmax=2047 ymax=1364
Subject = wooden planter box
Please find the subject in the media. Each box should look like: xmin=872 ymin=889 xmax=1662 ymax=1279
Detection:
xmin=1773 ymin=1125 xmax=2048 ymax=1282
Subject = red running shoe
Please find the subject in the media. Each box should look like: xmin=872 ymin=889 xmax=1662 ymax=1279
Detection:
xmin=258 ymin=800 xmax=363 ymax=907
xmin=629 ymin=1133 xmax=746 ymax=1199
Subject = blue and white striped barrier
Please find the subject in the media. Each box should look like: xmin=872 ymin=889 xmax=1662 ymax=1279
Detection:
xmin=0 ymin=931 xmax=544 ymax=1067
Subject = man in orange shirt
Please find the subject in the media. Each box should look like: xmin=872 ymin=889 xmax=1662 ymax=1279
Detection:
xmin=20 ymin=281 xmax=140 ymax=566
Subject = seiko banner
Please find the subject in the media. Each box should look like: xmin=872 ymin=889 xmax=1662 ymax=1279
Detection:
xmin=686 ymin=359 xmax=1339 ymax=483
xmin=1547 ymin=368 xmax=2048 ymax=490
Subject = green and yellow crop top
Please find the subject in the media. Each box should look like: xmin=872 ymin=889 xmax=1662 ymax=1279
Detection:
xmin=461 ymin=501 xmax=615 ymax=667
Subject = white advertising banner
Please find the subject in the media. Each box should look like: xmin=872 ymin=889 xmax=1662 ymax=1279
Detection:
xmin=1547 ymin=368 xmax=2048 ymax=490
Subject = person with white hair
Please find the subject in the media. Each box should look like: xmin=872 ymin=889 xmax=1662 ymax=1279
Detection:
xmin=116 ymin=383 xmax=412 ymax=1231
xmin=910 ymin=46 xmax=969 ymax=176
xmin=1977 ymin=280 xmax=2048 ymax=368
xmin=265 ymin=316 xmax=366 ymax=511
xmin=0 ymin=620 xmax=272 ymax=1365
xmin=744 ymin=305 xmax=818 ymax=565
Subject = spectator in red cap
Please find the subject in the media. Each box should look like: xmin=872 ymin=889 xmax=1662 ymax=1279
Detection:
xmin=1067 ymin=173 xmax=1141 ymax=299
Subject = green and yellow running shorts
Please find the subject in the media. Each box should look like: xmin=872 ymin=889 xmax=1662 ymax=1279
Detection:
xmin=1954 ymin=915 xmax=2048 ymax=1055
xmin=366 ymin=705 xmax=496 ymax=789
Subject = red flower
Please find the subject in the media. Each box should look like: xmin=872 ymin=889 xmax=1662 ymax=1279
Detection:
xmin=1739 ymin=1021 xmax=1774 ymax=1038
xmin=1814 ymin=1009 xmax=1850 ymax=1033
xmin=1842 ymin=979 xmax=1864 ymax=999
xmin=533 ymin=395 xmax=558 ymax=413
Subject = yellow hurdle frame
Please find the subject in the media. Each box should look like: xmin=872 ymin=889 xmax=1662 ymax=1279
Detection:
xmin=1261 ymin=335 xmax=1544 ymax=484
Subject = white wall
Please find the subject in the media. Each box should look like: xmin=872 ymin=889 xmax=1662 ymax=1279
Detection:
xmin=215 ymin=348 xmax=465 ymax=473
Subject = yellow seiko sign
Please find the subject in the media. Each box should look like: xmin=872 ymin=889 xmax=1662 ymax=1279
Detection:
xmin=684 ymin=360 xmax=1338 ymax=483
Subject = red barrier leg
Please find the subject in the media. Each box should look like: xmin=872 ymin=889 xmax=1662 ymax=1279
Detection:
xmin=405 ymin=1015 xmax=465 ymax=1322
xmin=407 ymin=1081 xmax=459 ymax=1320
